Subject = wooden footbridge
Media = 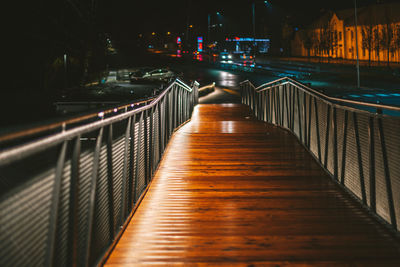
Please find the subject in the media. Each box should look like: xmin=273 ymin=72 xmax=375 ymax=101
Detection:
xmin=0 ymin=78 xmax=399 ymax=266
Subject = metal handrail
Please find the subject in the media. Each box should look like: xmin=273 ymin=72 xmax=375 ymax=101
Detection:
xmin=241 ymin=78 xmax=400 ymax=234
xmin=0 ymin=98 xmax=153 ymax=145
xmin=0 ymin=78 xmax=199 ymax=267
xmin=243 ymin=77 xmax=400 ymax=112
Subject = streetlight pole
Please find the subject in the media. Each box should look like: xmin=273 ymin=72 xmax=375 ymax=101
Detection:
xmin=252 ymin=2 xmax=256 ymax=60
xmin=208 ymin=13 xmax=211 ymax=47
xmin=64 ymin=53 xmax=67 ymax=89
xmin=354 ymin=0 xmax=361 ymax=88
xmin=185 ymin=0 xmax=191 ymax=51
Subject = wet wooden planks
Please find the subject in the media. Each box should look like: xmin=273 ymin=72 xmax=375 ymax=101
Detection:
xmin=105 ymin=104 xmax=400 ymax=266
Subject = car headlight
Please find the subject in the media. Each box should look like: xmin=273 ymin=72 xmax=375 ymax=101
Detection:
xmin=228 ymin=55 xmax=232 ymax=59
xmin=222 ymin=55 xmax=226 ymax=59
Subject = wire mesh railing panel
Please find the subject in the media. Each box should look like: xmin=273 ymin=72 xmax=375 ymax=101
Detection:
xmin=137 ymin=118 xmax=146 ymax=198
xmin=335 ymin=108 xmax=346 ymax=181
xmin=0 ymin=79 xmax=198 ymax=267
xmin=76 ymin=146 xmax=95 ymax=267
xmin=309 ymin=97 xmax=320 ymax=160
xmin=356 ymin=113 xmax=372 ymax=206
xmin=316 ymin=98 xmax=328 ymax=166
xmin=241 ymin=77 xmax=400 ymax=233
xmin=90 ymin=141 xmax=112 ymax=265
xmin=382 ymin=118 xmax=400 ymax=231
xmin=0 ymin=149 xmax=57 ymax=267
xmin=343 ymin=113 xmax=363 ymax=201
xmin=54 ymin=160 xmax=72 ymax=267
xmin=111 ymin=129 xmax=126 ymax=227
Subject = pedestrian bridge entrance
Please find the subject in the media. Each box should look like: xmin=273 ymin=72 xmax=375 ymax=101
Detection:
xmin=0 ymin=78 xmax=399 ymax=266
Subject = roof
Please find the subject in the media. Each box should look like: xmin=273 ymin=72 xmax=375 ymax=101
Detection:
xmin=343 ymin=2 xmax=400 ymax=26
xmin=308 ymin=2 xmax=400 ymax=29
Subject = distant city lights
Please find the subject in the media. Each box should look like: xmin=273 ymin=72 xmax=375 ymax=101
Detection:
xmin=197 ymin=37 xmax=203 ymax=52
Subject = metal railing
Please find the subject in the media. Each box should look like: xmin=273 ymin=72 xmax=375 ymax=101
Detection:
xmin=241 ymin=77 xmax=400 ymax=233
xmin=0 ymin=78 xmax=199 ymax=267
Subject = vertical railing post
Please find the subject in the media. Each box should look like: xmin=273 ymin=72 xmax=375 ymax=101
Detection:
xmin=369 ymin=116 xmax=376 ymax=212
xmin=149 ymin=106 xmax=154 ymax=179
xmin=307 ymin=94 xmax=312 ymax=149
xmin=134 ymin=112 xmax=143 ymax=203
xmin=333 ymin=107 xmax=338 ymax=180
xmin=121 ymin=116 xmax=131 ymax=224
xmin=129 ymin=114 xmax=136 ymax=209
xmin=144 ymin=109 xmax=149 ymax=186
xmin=45 ymin=141 xmax=67 ymax=267
xmin=297 ymin=88 xmax=303 ymax=142
xmin=303 ymin=91 xmax=307 ymax=146
xmin=314 ymin=97 xmax=322 ymax=162
xmin=340 ymin=111 xmax=348 ymax=185
xmin=106 ymin=124 xmax=116 ymax=238
xmin=68 ymin=136 xmax=81 ymax=267
xmin=353 ymin=112 xmax=367 ymax=204
xmin=284 ymin=84 xmax=290 ymax=128
xmin=85 ymin=127 xmax=104 ymax=267
xmin=290 ymin=85 xmax=295 ymax=131
xmin=323 ymin=105 xmax=331 ymax=169
xmin=158 ymin=102 xmax=163 ymax=162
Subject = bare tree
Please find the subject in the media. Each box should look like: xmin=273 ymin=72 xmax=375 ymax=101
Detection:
xmin=318 ymin=21 xmax=334 ymax=62
xmin=381 ymin=23 xmax=395 ymax=66
xmin=373 ymin=27 xmax=382 ymax=63
xmin=300 ymin=30 xmax=317 ymax=59
xmin=362 ymin=25 xmax=374 ymax=66
xmin=395 ymin=25 xmax=400 ymax=59
xmin=380 ymin=6 xmax=396 ymax=67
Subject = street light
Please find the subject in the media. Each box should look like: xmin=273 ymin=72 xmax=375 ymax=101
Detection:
xmin=252 ymin=0 xmax=271 ymax=62
xmin=207 ymin=11 xmax=222 ymax=48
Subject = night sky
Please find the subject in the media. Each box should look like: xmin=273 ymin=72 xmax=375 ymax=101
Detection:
xmin=96 ymin=0 xmax=395 ymax=40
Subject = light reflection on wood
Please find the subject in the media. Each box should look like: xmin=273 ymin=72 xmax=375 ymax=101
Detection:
xmin=105 ymin=104 xmax=400 ymax=266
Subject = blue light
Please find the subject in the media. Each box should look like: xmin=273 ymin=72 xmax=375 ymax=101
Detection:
xmin=362 ymin=94 xmax=374 ymax=97
xmin=225 ymin=38 xmax=270 ymax=42
xmin=391 ymin=93 xmax=400 ymax=96
xmin=349 ymin=94 xmax=360 ymax=98
xmin=376 ymin=94 xmax=389 ymax=97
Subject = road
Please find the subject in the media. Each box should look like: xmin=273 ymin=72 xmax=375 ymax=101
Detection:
xmin=2 ymin=51 xmax=400 ymax=129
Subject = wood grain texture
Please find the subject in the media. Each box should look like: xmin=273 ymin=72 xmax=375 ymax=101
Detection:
xmin=105 ymin=104 xmax=400 ymax=266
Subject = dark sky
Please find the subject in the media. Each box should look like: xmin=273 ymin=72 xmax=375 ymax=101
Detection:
xmin=96 ymin=0 xmax=394 ymax=40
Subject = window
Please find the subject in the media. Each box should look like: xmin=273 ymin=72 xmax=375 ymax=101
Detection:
xmin=339 ymin=32 xmax=342 ymax=41
xmin=351 ymin=31 xmax=354 ymax=41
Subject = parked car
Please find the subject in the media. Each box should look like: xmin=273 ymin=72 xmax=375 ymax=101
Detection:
xmin=130 ymin=68 xmax=176 ymax=83
xmin=129 ymin=67 xmax=153 ymax=83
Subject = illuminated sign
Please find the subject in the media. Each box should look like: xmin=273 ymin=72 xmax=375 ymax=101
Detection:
xmin=197 ymin=37 xmax=203 ymax=52
xmin=226 ymin=38 xmax=270 ymax=42
xmin=177 ymin=37 xmax=181 ymax=44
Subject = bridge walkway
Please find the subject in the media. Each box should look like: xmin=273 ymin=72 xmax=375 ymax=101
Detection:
xmin=105 ymin=104 xmax=400 ymax=266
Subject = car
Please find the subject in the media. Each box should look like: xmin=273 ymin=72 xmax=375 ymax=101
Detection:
xmin=130 ymin=68 xmax=176 ymax=83
xmin=129 ymin=67 xmax=153 ymax=83
xmin=219 ymin=52 xmax=234 ymax=63
xmin=233 ymin=52 xmax=255 ymax=66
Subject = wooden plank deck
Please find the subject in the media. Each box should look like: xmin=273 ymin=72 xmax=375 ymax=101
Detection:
xmin=105 ymin=104 xmax=400 ymax=266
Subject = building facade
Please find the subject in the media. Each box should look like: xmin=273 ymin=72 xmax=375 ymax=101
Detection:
xmin=292 ymin=3 xmax=400 ymax=63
